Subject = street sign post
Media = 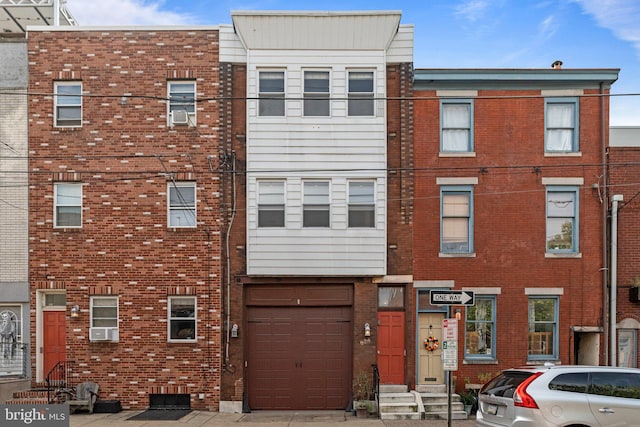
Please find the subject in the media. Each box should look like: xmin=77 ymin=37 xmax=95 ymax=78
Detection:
xmin=429 ymin=290 xmax=475 ymax=306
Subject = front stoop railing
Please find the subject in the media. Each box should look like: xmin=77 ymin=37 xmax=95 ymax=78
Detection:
xmin=46 ymin=360 xmax=70 ymax=403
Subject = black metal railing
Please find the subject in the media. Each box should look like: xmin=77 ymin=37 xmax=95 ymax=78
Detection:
xmin=46 ymin=360 xmax=69 ymax=403
xmin=372 ymin=364 xmax=380 ymax=418
xmin=0 ymin=341 xmax=28 ymax=378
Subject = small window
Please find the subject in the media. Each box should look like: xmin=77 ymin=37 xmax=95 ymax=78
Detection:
xmin=54 ymin=82 xmax=82 ymax=127
xmin=378 ymin=287 xmax=405 ymax=309
xmin=91 ymin=297 xmax=118 ymax=328
xmin=168 ymin=81 xmax=196 ymax=126
xmin=545 ymin=98 xmax=579 ymax=152
xmin=348 ymin=71 xmax=374 ymax=116
xmin=169 ymin=297 xmax=196 ymax=341
xmin=441 ymin=99 xmax=473 ymax=152
xmin=465 ymin=296 xmax=495 ymax=358
xmin=259 ymin=71 xmax=285 ymax=116
xmin=0 ymin=306 xmax=21 ymax=342
xmin=44 ymin=294 xmax=66 ymax=307
xmin=54 ymin=183 xmax=82 ymax=228
xmin=528 ymin=297 xmax=558 ymax=359
xmin=441 ymin=187 xmax=473 ymax=253
xmin=258 ymin=181 xmax=285 ymax=227
xmin=168 ymin=182 xmax=196 ymax=228
xmin=589 ymin=372 xmax=640 ymax=399
xmin=304 ymin=71 xmax=330 ymax=116
xmin=546 ymin=187 xmax=578 ymax=253
xmin=549 ymin=372 xmax=588 ymax=393
xmin=303 ymin=181 xmax=330 ymax=227
xmin=348 ymin=181 xmax=375 ymax=228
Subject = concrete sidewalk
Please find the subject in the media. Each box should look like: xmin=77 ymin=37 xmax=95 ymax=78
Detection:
xmin=70 ymin=410 xmax=478 ymax=426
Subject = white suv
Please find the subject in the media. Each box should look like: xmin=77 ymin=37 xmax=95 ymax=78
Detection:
xmin=476 ymin=364 xmax=640 ymax=427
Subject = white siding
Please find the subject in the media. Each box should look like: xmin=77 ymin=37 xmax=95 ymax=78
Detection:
xmin=386 ymin=25 xmax=414 ymax=64
xmin=219 ymin=25 xmax=246 ymax=64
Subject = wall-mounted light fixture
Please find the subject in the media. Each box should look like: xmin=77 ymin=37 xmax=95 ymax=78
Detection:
xmin=364 ymin=323 xmax=371 ymax=337
xmin=455 ymin=309 xmax=461 ymax=321
xmin=231 ymin=323 xmax=239 ymax=338
xmin=70 ymin=305 xmax=80 ymax=318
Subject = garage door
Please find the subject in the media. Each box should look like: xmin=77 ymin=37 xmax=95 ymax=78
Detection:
xmin=246 ymin=285 xmax=352 ymax=410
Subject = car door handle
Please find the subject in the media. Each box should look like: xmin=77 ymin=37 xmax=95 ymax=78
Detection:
xmin=598 ymin=408 xmax=615 ymax=414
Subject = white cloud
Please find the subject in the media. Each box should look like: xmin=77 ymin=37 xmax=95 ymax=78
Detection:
xmin=454 ymin=0 xmax=490 ymax=22
xmin=538 ymin=15 xmax=559 ymax=42
xmin=573 ymin=0 xmax=640 ymax=59
xmin=65 ymin=0 xmax=196 ymax=26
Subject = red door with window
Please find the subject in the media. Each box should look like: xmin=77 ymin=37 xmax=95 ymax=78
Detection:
xmin=43 ymin=311 xmax=66 ymax=378
xmin=377 ymin=312 xmax=405 ymax=384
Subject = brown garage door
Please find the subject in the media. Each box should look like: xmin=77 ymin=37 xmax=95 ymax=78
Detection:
xmin=246 ymin=286 xmax=352 ymax=410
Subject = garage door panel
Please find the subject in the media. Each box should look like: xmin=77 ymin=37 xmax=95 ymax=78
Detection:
xmin=248 ymin=305 xmax=352 ymax=410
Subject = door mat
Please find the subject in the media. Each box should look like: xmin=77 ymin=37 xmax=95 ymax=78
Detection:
xmin=127 ymin=409 xmax=191 ymax=421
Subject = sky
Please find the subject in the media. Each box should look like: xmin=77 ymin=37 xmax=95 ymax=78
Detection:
xmin=64 ymin=0 xmax=640 ymax=126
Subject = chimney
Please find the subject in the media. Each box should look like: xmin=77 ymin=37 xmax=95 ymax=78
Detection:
xmin=551 ymin=60 xmax=563 ymax=69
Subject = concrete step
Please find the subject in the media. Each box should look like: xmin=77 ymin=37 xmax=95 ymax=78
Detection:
xmin=379 ymin=384 xmax=408 ymax=393
xmin=424 ymin=410 xmax=469 ymax=421
xmin=379 ymin=392 xmax=415 ymax=404
xmin=416 ymin=384 xmax=447 ymax=394
xmin=424 ymin=401 xmax=465 ymax=413
xmin=380 ymin=411 xmax=422 ymax=420
xmin=379 ymin=401 xmax=418 ymax=414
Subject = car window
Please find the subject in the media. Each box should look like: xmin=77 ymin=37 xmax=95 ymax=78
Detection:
xmin=549 ymin=372 xmax=588 ymax=393
xmin=481 ymin=371 xmax=533 ymax=398
xmin=589 ymin=372 xmax=640 ymax=399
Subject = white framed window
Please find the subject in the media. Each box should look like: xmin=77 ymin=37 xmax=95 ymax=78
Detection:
xmin=90 ymin=297 xmax=118 ymax=328
xmin=348 ymin=71 xmax=374 ymax=116
xmin=258 ymin=71 xmax=285 ymax=116
xmin=168 ymin=182 xmax=196 ymax=228
xmin=441 ymin=99 xmax=473 ymax=152
xmin=546 ymin=187 xmax=578 ymax=253
xmin=619 ymin=329 xmax=637 ymax=368
xmin=0 ymin=306 xmax=21 ymax=343
xmin=168 ymin=81 xmax=196 ymax=126
xmin=348 ymin=181 xmax=375 ymax=228
xmin=545 ymin=98 xmax=579 ymax=152
xmin=54 ymin=183 xmax=82 ymax=228
xmin=528 ymin=297 xmax=558 ymax=359
xmin=441 ymin=186 xmax=473 ymax=253
xmin=304 ymin=70 xmax=330 ymax=116
xmin=168 ymin=296 xmax=196 ymax=342
xmin=465 ymin=296 xmax=495 ymax=359
xmin=303 ymin=181 xmax=330 ymax=228
xmin=54 ymin=82 xmax=82 ymax=127
xmin=257 ymin=180 xmax=285 ymax=227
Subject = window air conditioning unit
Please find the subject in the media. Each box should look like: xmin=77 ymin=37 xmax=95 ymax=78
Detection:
xmin=89 ymin=327 xmax=119 ymax=342
xmin=171 ymin=110 xmax=189 ymax=126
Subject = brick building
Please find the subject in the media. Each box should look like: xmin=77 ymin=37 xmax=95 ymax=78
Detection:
xmin=27 ymin=27 xmax=223 ymax=410
xmin=413 ymin=68 xmax=618 ymax=389
xmin=609 ymin=126 xmax=640 ymax=368
xmin=217 ymin=11 xmax=414 ymax=411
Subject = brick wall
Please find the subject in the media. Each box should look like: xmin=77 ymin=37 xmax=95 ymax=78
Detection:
xmin=28 ymin=29 xmax=222 ymax=410
xmin=414 ymin=88 xmax=608 ymax=380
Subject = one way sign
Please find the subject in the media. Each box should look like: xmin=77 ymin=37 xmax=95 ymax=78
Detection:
xmin=430 ymin=290 xmax=475 ymax=306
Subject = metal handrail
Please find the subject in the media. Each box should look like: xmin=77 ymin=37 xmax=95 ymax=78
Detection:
xmin=371 ymin=364 xmax=380 ymax=418
xmin=45 ymin=360 xmax=68 ymax=403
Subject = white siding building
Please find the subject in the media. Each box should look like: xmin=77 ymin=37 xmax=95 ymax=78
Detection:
xmin=228 ymin=11 xmax=413 ymax=276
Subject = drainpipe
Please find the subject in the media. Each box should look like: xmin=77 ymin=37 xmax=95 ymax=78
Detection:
xmin=610 ymin=195 xmax=623 ymax=366
xmin=53 ymin=0 xmax=60 ymax=26
xmin=600 ymin=81 xmax=609 ymax=365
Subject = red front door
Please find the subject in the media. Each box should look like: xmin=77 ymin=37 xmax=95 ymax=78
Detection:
xmin=377 ymin=311 xmax=405 ymax=384
xmin=43 ymin=311 xmax=66 ymax=378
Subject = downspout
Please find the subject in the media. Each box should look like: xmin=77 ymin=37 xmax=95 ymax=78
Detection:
xmin=600 ymin=82 xmax=609 ymax=365
xmin=610 ymin=195 xmax=623 ymax=366
xmin=53 ymin=0 xmax=60 ymax=26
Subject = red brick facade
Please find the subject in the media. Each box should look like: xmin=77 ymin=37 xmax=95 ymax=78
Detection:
xmin=28 ymin=29 xmax=222 ymax=410
xmin=413 ymin=77 xmax=613 ymax=388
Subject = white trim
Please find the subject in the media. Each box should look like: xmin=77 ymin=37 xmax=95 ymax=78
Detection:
xmin=436 ymin=177 xmax=478 ymax=185
xmin=463 ymin=287 xmax=502 ymax=295
xmin=618 ymin=318 xmax=640 ymax=329
xmin=439 ymin=152 xmax=476 ymax=158
xmin=373 ymin=275 xmax=413 ymax=283
xmin=413 ymin=280 xmax=454 ymax=288
xmin=541 ymin=89 xmax=584 ymax=97
xmin=545 ymin=252 xmax=582 ymax=259
xmin=437 ymin=90 xmax=478 ymax=97
xmin=541 ymin=177 xmax=584 ymax=185
xmin=524 ymin=287 xmax=564 ymax=295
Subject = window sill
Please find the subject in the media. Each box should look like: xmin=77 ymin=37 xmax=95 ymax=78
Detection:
xmin=545 ymin=252 xmax=582 ymax=259
xmin=463 ymin=359 xmax=498 ymax=365
xmin=544 ymin=152 xmax=581 ymax=157
xmin=439 ymin=252 xmax=476 ymax=258
xmin=439 ymin=152 xmax=476 ymax=158
xmin=525 ymin=358 xmax=560 ymax=365
xmin=168 ymin=227 xmax=198 ymax=231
